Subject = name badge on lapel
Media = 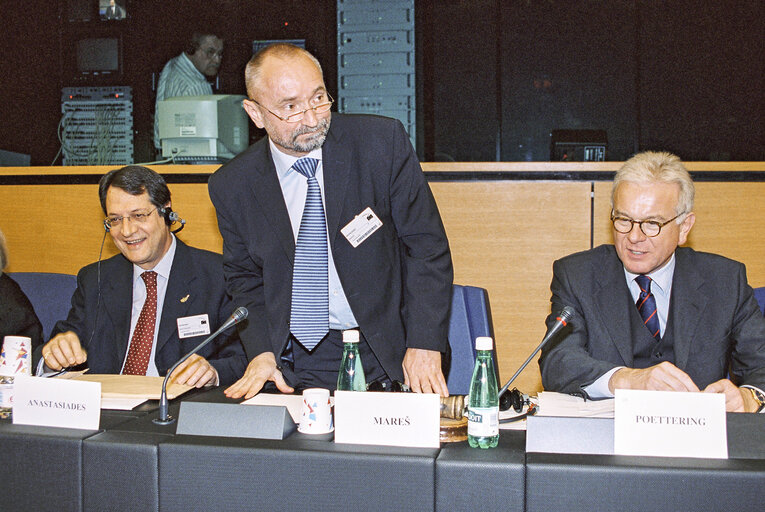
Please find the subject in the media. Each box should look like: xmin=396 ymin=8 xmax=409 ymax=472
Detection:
xmin=341 ymin=207 xmax=382 ymax=248
xmin=177 ymin=314 xmax=211 ymax=339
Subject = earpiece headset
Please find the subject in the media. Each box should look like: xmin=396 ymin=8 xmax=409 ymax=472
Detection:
xmin=499 ymin=387 xmax=537 ymax=424
xmin=103 ymin=206 xmax=186 ymax=233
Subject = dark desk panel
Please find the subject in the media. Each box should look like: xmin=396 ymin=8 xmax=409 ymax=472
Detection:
xmin=526 ymin=413 xmax=765 ymax=512
xmin=0 ymin=422 xmax=97 ymax=512
xmin=83 ymin=431 xmax=174 ymax=512
xmin=526 ymin=453 xmax=765 ymax=512
xmin=435 ymin=431 xmax=526 ymax=512
xmin=158 ymin=434 xmax=438 ymax=512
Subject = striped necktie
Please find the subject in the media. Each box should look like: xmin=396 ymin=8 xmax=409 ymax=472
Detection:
xmin=289 ymin=157 xmax=329 ymax=350
xmin=635 ymin=274 xmax=660 ymax=340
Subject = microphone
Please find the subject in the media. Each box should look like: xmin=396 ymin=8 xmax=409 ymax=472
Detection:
xmin=153 ymin=306 xmax=248 ymax=425
xmin=497 ymin=306 xmax=575 ymax=402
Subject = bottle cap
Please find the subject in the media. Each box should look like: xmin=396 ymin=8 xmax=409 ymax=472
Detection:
xmin=475 ymin=336 xmax=493 ymax=351
xmin=343 ymin=329 xmax=360 ymax=343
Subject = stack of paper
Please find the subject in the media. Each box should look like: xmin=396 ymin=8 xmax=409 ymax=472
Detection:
xmin=536 ymin=391 xmax=614 ymax=418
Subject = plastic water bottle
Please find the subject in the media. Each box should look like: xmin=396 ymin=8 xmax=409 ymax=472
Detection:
xmin=0 ymin=375 xmax=13 ymax=419
xmin=336 ymin=329 xmax=366 ymax=391
xmin=467 ymin=336 xmax=499 ymax=448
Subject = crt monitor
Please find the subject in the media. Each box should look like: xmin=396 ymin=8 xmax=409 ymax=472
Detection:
xmin=157 ymin=95 xmax=249 ymax=162
xmin=76 ymin=37 xmax=120 ymax=77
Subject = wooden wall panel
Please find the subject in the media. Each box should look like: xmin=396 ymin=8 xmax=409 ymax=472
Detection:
xmin=430 ymin=181 xmax=591 ymax=393
xmin=2 ymin=162 xmax=764 ymax=393
xmin=1 ymin=184 xmax=120 ymax=274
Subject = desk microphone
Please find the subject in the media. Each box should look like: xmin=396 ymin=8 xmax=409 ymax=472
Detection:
xmin=153 ymin=306 xmax=248 ymax=425
xmin=498 ymin=306 xmax=575 ymax=407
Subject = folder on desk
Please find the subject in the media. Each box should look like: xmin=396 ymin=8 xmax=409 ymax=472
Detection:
xmin=62 ymin=374 xmax=192 ymax=400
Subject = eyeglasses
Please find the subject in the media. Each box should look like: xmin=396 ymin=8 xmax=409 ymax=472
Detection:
xmin=105 ymin=208 xmax=158 ymax=229
xmin=252 ymin=92 xmax=334 ymax=123
xmin=610 ymin=210 xmax=684 ymax=237
xmin=202 ymin=48 xmax=223 ymax=59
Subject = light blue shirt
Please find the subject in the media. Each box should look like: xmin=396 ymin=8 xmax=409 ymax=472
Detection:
xmin=121 ymin=235 xmax=177 ymax=376
xmin=269 ymin=139 xmax=358 ymax=331
xmin=584 ymin=254 xmax=676 ymax=398
xmin=154 ymin=52 xmax=214 ymax=149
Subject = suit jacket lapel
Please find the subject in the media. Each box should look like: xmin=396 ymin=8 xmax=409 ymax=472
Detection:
xmin=101 ymin=256 xmax=134 ymax=369
xmin=249 ymin=138 xmax=297 ymax=264
xmin=666 ymin=249 xmax=706 ymax=369
xmin=321 ymin=121 xmax=351 ymax=248
xmin=593 ymin=248 xmax=636 ymax=366
xmin=155 ymin=240 xmax=194 ymax=354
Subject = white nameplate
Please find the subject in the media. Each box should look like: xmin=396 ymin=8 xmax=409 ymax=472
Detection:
xmin=340 ymin=207 xmax=383 ymax=248
xmin=177 ymin=313 xmax=211 ymax=339
xmin=334 ymin=390 xmax=440 ymax=448
xmin=12 ymin=375 xmax=101 ymax=430
xmin=614 ymin=389 xmax=727 ymax=459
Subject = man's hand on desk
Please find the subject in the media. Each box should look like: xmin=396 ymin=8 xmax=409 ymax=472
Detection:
xmin=168 ymin=353 xmax=218 ymax=388
xmin=609 ymin=362 xmax=760 ymax=412
xmin=703 ymin=379 xmax=759 ymax=412
xmin=609 ymin=361 xmax=699 ymax=394
xmin=403 ymin=348 xmax=449 ymax=397
xmin=224 ymin=351 xmax=294 ymax=399
xmin=42 ymin=331 xmax=88 ymax=371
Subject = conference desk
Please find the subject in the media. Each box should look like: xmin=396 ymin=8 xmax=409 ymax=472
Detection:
xmin=1 ymin=389 xmax=762 ymax=512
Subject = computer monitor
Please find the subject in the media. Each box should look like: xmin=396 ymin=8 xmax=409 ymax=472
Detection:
xmin=157 ymin=95 xmax=249 ymax=162
xmin=76 ymin=37 xmax=121 ymax=78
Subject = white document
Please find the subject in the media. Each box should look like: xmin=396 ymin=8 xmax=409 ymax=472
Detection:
xmin=101 ymin=397 xmax=147 ymax=410
xmin=537 ymin=391 xmax=615 ymax=418
xmin=334 ymin=390 xmax=440 ymax=448
xmin=12 ymin=375 xmax=101 ymax=430
xmin=242 ymin=393 xmax=305 ymax=424
xmin=614 ymin=389 xmax=727 ymax=459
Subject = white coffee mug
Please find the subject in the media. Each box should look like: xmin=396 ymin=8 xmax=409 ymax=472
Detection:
xmin=0 ymin=336 xmax=33 ymax=377
xmin=299 ymin=388 xmax=333 ymax=434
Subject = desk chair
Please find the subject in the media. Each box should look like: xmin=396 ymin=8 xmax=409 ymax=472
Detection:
xmin=8 ymin=272 xmax=77 ymax=341
xmin=446 ymin=284 xmax=499 ymax=395
xmin=754 ymin=287 xmax=765 ymax=315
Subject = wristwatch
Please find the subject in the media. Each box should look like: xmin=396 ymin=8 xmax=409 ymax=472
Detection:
xmin=746 ymin=387 xmax=765 ymax=413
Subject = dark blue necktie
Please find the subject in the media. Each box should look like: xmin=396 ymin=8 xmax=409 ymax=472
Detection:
xmin=635 ymin=275 xmax=660 ymax=340
xmin=289 ymin=157 xmax=329 ymax=350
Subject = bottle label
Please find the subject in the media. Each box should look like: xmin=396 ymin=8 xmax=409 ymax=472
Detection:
xmin=467 ymin=406 xmax=499 ymax=436
xmin=0 ymin=384 xmax=13 ymax=409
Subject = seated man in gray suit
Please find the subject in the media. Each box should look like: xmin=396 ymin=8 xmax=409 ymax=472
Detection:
xmin=539 ymin=151 xmax=765 ymax=412
xmin=38 ymin=166 xmax=247 ymax=387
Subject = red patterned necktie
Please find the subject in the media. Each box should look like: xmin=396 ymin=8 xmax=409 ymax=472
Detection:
xmin=123 ymin=271 xmax=158 ymax=375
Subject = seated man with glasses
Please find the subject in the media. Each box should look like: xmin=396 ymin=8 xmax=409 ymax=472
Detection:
xmin=37 ymin=165 xmax=247 ymax=387
xmin=538 ymin=151 xmax=765 ymax=412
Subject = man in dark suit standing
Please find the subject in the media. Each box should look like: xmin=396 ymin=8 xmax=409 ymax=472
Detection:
xmin=39 ymin=166 xmax=247 ymax=386
xmin=539 ymin=151 xmax=765 ymax=412
xmin=209 ymin=43 xmax=453 ymax=398
xmin=104 ymin=0 xmax=125 ymax=20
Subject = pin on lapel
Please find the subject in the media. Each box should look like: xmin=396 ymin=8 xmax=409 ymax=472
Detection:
xmin=180 ymin=294 xmax=190 ymax=303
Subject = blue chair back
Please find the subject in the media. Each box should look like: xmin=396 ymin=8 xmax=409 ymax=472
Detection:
xmin=7 ymin=272 xmax=77 ymax=341
xmin=446 ymin=284 xmax=499 ymax=395
xmin=754 ymin=287 xmax=765 ymax=315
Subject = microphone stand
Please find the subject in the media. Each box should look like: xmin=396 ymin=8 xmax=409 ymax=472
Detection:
xmin=153 ymin=307 xmax=248 ymax=425
xmin=498 ymin=306 xmax=575 ymax=400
